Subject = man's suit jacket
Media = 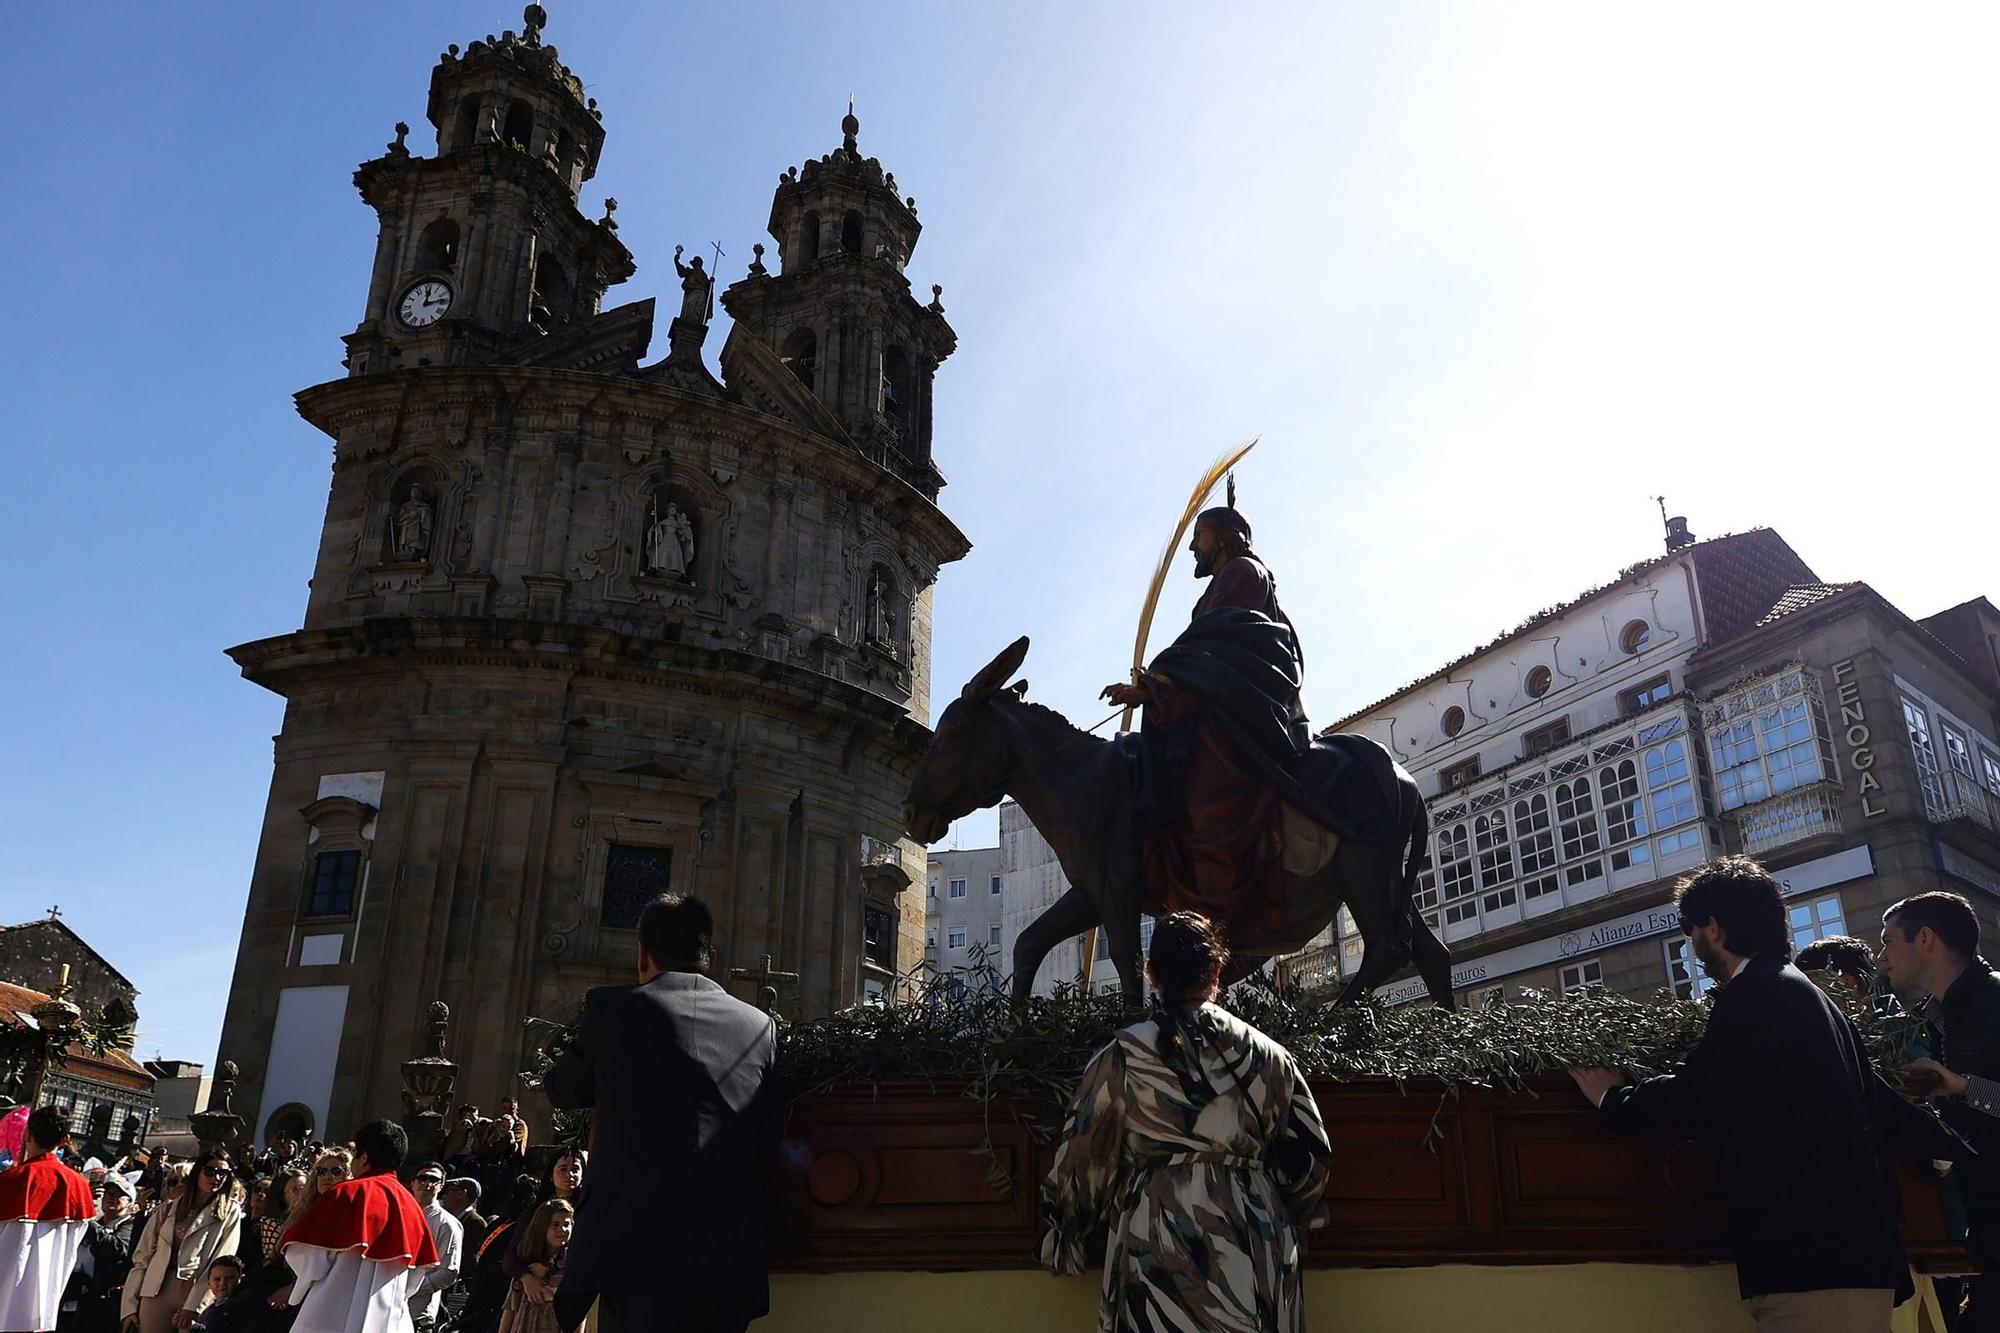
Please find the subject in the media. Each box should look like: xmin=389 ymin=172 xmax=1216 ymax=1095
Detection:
xmin=543 ymin=971 xmax=780 ymax=1318
xmin=1599 ymin=952 xmax=1911 ymax=1302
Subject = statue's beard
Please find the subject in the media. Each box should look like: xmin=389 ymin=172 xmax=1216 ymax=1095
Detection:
xmin=1193 ymin=549 xmax=1218 ymax=578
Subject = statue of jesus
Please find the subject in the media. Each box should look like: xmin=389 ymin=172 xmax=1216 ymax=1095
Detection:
xmin=1099 ymin=506 xmax=1305 ymax=938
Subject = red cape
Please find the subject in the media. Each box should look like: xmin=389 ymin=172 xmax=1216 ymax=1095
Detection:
xmin=0 ymin=1153 xmax=94 ymax=1224
xmin=280 ymin=1170 xmax=440 ymax=1267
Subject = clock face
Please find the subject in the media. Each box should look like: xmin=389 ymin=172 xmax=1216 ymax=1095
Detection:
xmin=398 ymin=279 xmax=453 ymax=328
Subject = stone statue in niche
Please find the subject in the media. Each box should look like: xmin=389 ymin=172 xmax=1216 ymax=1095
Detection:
xmin=673 ymin=245 xmax=713 ymax=326
xmin=866 ymin=566 xmax=893 ymax=645
xmin=645 ymin=500 xmax=696 ymax=581
xmin=394 ymin=486 xmax=434 ymax=560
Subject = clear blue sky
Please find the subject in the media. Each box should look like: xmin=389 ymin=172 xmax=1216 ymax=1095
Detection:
xmin=4 ymin=3 xmax=1995 ymax=1064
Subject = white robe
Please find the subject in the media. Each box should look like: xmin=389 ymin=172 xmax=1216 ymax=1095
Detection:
xmin=0 ymin=1217 xmax=88 ymax=1332
xmin=286 ymin=1242 xmax=427 ymax=1333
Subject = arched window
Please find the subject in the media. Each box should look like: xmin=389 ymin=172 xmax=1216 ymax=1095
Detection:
xmin=414 ymin=218 xmax=459 ymax=273
xmin=1514 ymin=796 xmax=1557 ymax=899
xmin=1436 ymin=824 xmax=1476 ymax=925
xmin=531 ymin=254 xmax=568 ymax=332
xmin=840 ymin=210 xmax=864 ymax=254
xmin=800 ymin=211 xmax=821 ymax=264
xmin=781 ymin=327 xmax=817 ymax=389
xmin=881 ymin=345 xmax=912 ymax=421
xmin=503 ymin=99 xmax=534 ymax=151
xmin=453 ymin=95 xmax=482 ymax=151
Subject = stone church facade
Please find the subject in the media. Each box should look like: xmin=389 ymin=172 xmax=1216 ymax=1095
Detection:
xmin=215 ymin=6 xmax=967 ymax=1143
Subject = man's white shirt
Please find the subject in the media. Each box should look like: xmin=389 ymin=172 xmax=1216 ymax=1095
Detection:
xmin=409 ymin=1200 xmax=463 ymax=1324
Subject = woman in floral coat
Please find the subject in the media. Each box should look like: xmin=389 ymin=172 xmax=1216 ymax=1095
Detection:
xmin=1040 ymin=912 xmax=1332 ymax=1333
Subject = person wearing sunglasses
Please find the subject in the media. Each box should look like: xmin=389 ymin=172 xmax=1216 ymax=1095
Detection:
xmin=405 ymin=1163 xmax=463 ymax=1330
xmin=1568 ymin=856 xmax=1916 ymax=1332
xmin=120 ymin=1148 xmax=243 ymax=1333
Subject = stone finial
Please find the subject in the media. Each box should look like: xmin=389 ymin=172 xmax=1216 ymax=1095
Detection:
xmin=747 ymin=242 xmax=768 ymax=277
xmin=600 ymin=197 xmax=619 ymax=229
xmin=389 ymin=122 xmax=410 ymax=157
xmin=523 ymin=3 xmax=547 ymax=44
xmin=842 ymin=98 xmax=859 ymax=153
xmin=928 ymin=283 xmax=945 ymax=314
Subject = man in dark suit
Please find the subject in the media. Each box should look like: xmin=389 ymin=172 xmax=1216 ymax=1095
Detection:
xmin=544 ymin=893 xmax=781 ymax=1333
xmin=1883 ymin=890 xmax=2000 ymax=1330
xmin=1569 ymin=856 xmax=1910 ymax=1331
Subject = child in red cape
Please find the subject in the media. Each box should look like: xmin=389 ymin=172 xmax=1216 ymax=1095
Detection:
xmin=0 ymin=1106 xmax=95 ymax=1333
xmin=275 ymin=1121 xmax=438 ymax=1333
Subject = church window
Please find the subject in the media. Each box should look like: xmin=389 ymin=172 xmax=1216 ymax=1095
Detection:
xmin=601 ymin=844 xmax=671 ymax=930
xmin=453 ymin=94 xmax=481 ymax=151
xmin=415 ymin=218 xmax=459 ymax=273
xmin=503 ymin=99 xmax=534 ymax=151
xmin=881 ymin=346 xmax=913 ymax=424
xmin=862 ymin=904 xmax=894 ymax=969
xmin=840 ymin=210 xmax=864 ymax=254
xmin=781 ymin=328 xmax=817 ymax=390
xmin=531 ymin=254 xmax=568 ymax=332
xmin=305 ymin=850 xmax=360 ymax=918
xmin=1440 ymin=706 xmax=1466 ymax=739
xmin=800 ymin=211 xmax=821 ymax=264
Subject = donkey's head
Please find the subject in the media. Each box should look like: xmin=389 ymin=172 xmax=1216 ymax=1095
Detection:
xmin=902 ymin=636 xmax=1031 ymax=844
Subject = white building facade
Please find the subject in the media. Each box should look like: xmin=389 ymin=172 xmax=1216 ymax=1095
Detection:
xmin=925 ymin=845 xmax=1008 ymax=992
xmin=1290 ymin=528 xmax=2000 ymax=1007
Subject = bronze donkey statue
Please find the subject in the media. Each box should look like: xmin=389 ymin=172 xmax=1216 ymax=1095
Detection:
xmin=903 ymin=636 xmax=1456 ymax=1008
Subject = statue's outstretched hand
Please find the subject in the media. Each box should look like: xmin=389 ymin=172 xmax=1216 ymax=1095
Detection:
xmin=1100 ymin=680 xmax=1150 ymax=708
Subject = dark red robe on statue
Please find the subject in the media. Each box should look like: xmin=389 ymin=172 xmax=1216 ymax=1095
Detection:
xmin=1139 ymin=555 xmax=1298 ymax=941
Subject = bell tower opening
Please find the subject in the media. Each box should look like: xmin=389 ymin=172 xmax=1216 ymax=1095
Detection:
xmin=503 ymin=99 xmax=534 ymax=151
xmin=451 ymin=95 xmax=481 ymax=152
xmin=782 ymin=327 xmax=818 ymax=391
xmin=840 ymin=210 xmax=864 ymax=254
xmin=414 ymin=218 xmax=459 ymax=273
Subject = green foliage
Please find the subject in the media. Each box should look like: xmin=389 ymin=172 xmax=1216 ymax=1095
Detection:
xmin=521 ymin=958 xmax=1938 ymax=1153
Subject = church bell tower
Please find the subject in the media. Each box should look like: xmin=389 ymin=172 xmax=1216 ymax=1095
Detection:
xmin=723 ymin=106 xmax=955 ymax=497
xmin=342 ymin=4 xmax=634 ymax=375
xmin=215 ymin=8 xmax=969 ymax=1148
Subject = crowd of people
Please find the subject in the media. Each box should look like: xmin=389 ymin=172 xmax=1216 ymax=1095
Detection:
xmin=0 ymin=1100 xmax=592 ymax=1333
xmin=14 ymin=867 xmax=2000 ymax=1333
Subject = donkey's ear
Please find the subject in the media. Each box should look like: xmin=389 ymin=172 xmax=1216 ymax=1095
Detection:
xmin=1008 ymin=680 xmax=1029 ymax=698
xmin=962 ymin=636 xmax=1030 ymax=699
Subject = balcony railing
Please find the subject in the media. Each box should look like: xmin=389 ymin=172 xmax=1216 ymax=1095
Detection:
xmin=1937 ymin=772 xmax=1999 ymax=834
xmin=1735 ymin=781 xmax=1843 ymax=856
